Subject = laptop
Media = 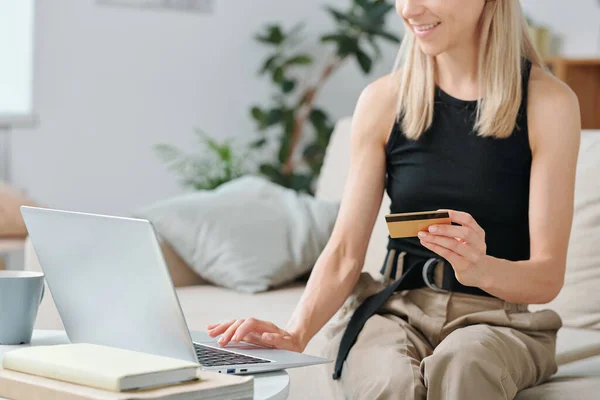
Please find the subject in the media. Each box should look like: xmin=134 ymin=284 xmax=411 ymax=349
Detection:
xmin=20 ymin=206 xmax=330 ymax=374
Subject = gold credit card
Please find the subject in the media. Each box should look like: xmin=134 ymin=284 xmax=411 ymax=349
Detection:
xmin=385 ymin=211 xmax=451 ymax=239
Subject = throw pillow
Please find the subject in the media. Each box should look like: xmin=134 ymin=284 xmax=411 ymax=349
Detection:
xmin=530 ymin=131 xmax=600 ymax=329
xmin=134 ymin=176 xmax=339 ymax=293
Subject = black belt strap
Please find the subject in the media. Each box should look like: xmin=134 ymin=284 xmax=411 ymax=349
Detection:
xmin=332 ymin=257 xmax=440 ymax=380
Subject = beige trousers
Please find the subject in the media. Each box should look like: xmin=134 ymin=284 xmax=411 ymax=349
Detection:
xmin=320 ymin=262 xmax=562 ymax=400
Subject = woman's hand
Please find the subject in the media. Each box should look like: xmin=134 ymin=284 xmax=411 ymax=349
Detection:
xmin=417 ymin=210 xmax=490 ymax=288
xmin=207 ymin=318 xmax=304 ymax=353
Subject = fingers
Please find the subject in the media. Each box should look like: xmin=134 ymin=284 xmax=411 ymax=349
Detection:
xmin=424 ymin=224 xmax=485 ymax=253
xmin=420 ymin=239 xmax=464 ymax=267
xmin=207 ymin=320 xmax=236 ymax=337
xmin=420 ymin=233 xmax=480 ymax=264
xmin=218 ymin=319 xmax=245 ymax=346
xmin=231 ymin=318 xmax=284 ymax=344
xmin=207 ymin=318 xmax=292 ymax=349
xmin=439 ymin=209 xmax=485 ymax=238
xmin=240 ymin=332 xmax=271 ymax=347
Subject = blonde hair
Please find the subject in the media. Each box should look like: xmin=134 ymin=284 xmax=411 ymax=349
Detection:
xmin=393 ymin=0 xmax=544 ymax=139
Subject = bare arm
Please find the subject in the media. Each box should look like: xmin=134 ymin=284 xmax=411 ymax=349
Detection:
xmin=285 ymin=81 xmax=397 ymax=350
xmin=476 ymin=69 xmax=581 ymax=303
xmin=207 ymin=75 xmax=399 ymax=351
xmin=419 ymin=67 xmax=581 ymax=304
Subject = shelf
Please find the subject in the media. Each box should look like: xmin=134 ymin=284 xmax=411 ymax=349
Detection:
xmin=544 ymin=58 xmax=600 ymax=130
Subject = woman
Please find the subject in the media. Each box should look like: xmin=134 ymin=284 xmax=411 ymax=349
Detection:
xmin=208 ymin=0 xmax=581 ymax=398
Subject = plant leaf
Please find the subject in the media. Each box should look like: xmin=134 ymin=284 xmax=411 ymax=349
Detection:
xmin=277 ymin=111 xmax=296 ymax=164
xmin=354 ymin=0 xmax=370 ymax=10
xmin=255 ymin=25 xmax=285 ymax=45
xmin=356 ymin=48 xmax=372 ymax=73
xmin=320 ymin=33 xmax=346 ymax=43
xmin=365 ymin=2 xmax=395 ymax=24
xmin=259 ymin=163 xmax=285 ymax=185
xmin=251 ymin=138 xmax=267 ymax=148
xmin=272 ymin=66 xmax=285 ymax=83
xmin=259 ymin=55 xmax=279 ymax=74
xmin=310 ymin=108 xmax=329 ymax=131
xmin=303 ymin=143 xmax=323 ymax=160
xmin=265 ymin=108 xmax=284 ymax=126
xmin=337 ymin=36 xmax=360 ymax=58
xmin=284 ymin=54 xmax=313 ymax=66
xmin=369 ymin=27 xmax=401 ymax=42
xmin=326 ymin=7 xmax=369 ymax=30
xmin=251 ymin=107 xmax=266 ymax=124
xmin=290 ymin=173 xmax=314 ymax=194
xmin=153 ymin=144 xmax=181 ymax=163
xmin=281 ymin=79 xmax=296 ymax=93
xmin=278 ymin=131 xmax=293 ymax=165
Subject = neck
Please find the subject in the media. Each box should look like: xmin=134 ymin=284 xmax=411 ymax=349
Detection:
xmin=434 ymin=39 xmax=480 ymax=101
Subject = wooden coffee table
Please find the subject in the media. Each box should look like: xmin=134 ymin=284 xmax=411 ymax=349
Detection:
xmin=0 ymin=330 xmax=290 ymax=400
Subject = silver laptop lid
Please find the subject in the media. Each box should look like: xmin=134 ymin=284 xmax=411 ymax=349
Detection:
xmin=21 ymin=206 xmax=199 ymax=363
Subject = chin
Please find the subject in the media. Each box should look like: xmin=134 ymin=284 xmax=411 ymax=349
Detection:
xmin=416 ymin=41 xmax=446 ymax=57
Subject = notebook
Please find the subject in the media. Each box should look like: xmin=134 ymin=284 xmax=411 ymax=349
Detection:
xmin=2 ymin=343 xmax=199 ymax=392
xmin=0 ymin=367 xmax=254 ymax=400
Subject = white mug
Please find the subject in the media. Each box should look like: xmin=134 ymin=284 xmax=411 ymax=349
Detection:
xmin=0 ymin=271 xmax=45 ymax=345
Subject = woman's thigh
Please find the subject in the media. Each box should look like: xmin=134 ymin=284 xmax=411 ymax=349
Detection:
xmin=320 ymin=313 xmax=432 ymax=400
xmin=422 ymin=322 xmax=559 ymax=399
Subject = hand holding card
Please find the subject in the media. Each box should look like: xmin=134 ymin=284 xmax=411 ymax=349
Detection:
xmin=385 ymin=211 xmax=451 ymax=239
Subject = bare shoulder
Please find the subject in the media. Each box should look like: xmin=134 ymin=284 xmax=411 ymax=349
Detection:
xmin=527 ymin=65 xmax=581 ymax=153
xmin=528 ymin=65 xmax=579 ymax=107
xmin=351 ymin=72 xmax=401 ymax=147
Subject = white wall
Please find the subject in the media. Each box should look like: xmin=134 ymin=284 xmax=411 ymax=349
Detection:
xmin=11 ymin=0 xmax=600 ymax=216
xmin=521 ymin=0 xmax=600 ymax=57
xmin=10 ymin=0 xmax=402 ymax=216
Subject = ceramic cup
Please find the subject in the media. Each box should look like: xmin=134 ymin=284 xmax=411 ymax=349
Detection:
xmin=0 ymin=271 xmax=45 ymax=345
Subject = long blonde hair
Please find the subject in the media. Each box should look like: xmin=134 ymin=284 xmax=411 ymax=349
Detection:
xmin=393 ymin=0 xmax=543 ymax=139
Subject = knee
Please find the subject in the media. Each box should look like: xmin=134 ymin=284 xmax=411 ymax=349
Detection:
xmin=422 ymin=345 xmax=487 ymax=381
xmin=422 ymin=341 xmax=519 ymax=399
xmin=421 ymin=336 xmax=507 ymax=390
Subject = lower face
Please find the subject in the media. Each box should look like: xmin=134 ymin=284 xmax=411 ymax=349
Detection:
xmin=395 ymin=0 xmax=487 ymax=57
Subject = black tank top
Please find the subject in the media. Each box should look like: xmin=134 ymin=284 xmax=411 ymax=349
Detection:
xmin=385 ymin=60 xmax=533 ymax=263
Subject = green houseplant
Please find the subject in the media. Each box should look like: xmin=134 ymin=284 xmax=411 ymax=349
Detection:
xmin=156 ymin=0 xmax=400 ymax=193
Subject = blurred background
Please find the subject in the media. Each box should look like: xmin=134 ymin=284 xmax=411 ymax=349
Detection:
xmin=1 ymin=0 xmax=600 ymax=270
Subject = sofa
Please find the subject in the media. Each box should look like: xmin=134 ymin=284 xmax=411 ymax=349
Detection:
xmin=26 ymin=118 xmax=600 ymax=399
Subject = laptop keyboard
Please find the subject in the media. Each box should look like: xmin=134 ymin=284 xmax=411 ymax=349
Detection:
xmin=194 ymin=343 xmax=272 ymax=367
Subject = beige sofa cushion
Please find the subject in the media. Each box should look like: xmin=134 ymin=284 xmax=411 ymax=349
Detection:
xmin=315 ymin=117 xmax=391 ymax=277
xmin=530 ymin=130 xmax=600 ymax=330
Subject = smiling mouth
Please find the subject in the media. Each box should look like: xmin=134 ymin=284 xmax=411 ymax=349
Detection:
xmin=413 ymin=22 xmax=441 ymax=32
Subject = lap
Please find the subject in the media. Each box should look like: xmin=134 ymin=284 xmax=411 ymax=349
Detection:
xmin=426 ymin=322 xmax=559 ymax=390
xmin=321 ymin=313 xmax=431 ymax=400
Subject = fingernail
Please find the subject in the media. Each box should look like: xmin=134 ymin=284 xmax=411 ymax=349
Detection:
xmin=429 ymin=226 xmax=437 ymax=233
xmin=265 ymin=334 xmax=273 ymax=341
xmin=218 ymin=338 xmax=224 ymax=345
xmin=232 ymin=335 xmax=239 ymax=342
xmin=418 ymin=231 xmax=427 ymax=238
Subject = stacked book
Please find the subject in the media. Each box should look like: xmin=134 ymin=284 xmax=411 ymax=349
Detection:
xmin=0 ymin=343 xmax=253 ymax=400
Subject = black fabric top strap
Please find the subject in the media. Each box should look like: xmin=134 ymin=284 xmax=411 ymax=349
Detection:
xmin=332 ymin=257 xmax=436 ymax=380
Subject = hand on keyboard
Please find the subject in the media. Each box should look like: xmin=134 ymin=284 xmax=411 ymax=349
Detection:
xmin=207 ymin=318 xmax=303 ymax=352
